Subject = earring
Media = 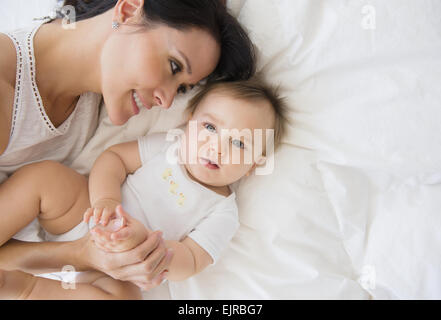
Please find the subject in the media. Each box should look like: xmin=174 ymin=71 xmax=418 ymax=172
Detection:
xmin=112 ymin=21 xmax=119 ymax=30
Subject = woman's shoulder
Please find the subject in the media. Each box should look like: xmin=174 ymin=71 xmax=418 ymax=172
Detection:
xmin=0 ymin=33 xmax=16 ymax=88
xmin=0 ymin=32 xmax=17 ymax=156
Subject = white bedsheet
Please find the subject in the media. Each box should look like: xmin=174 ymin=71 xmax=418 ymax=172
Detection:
xmin=2 ymin=0 xmax=440 ymax=299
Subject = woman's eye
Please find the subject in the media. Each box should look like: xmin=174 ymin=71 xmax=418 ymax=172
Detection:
xmin=204 ymin=123 xmax=216 ymax=133
xmin=170 ymin=60 xmax=181 ymax=75
xmin=232 ymin=139 xmax=245 ymax=149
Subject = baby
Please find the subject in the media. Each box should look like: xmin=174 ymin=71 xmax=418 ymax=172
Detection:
xmin=0 ymin=76 xmax=287 ymax=299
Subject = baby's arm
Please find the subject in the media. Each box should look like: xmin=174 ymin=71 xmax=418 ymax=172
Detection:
xmin=163 ymin=238 xmax=213 ymax=282
xmin=84 ymin=141 xmax=147 ymax=252
xmin=84 ymin=141 xmax=142 ymax=225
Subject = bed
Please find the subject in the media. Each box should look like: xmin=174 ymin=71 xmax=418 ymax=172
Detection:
xmin=1 ymin=0 xmax=440 ymax=299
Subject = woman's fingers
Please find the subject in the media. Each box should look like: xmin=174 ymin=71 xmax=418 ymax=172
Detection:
xmin=110 ymin=225 xmax=131 ymax=241
xmin=146 ymin=248 xmax=173 ymax=282
xmin=132 ymin=271 xmax=168 ymax=291
xmin=132 ymin=281 xmax=152 ymax=291
xmin=90 ymin=227 xmax=110 ymax=240
xmin=91 ymin=229 xmax=116 ymax=251
xmin=89 ymin=230 xmax=162 ymax=275
xmin=132 ymin=281 xmax=159 ymax=292
xmin=120 ymin=269 xmax=167 ymax=285
xmin=92 ymin=238 xmax=113 ymax=253
xmin=137 ymin=240 xmax=167 ymax=274
xmin=125 ymin=230 xmax=163 ymax=264
xmin=109 ymin=233 xmax=167 ymax=281
xmin=122 ymin=247 xmax=172 ymax=284
xmin=106 ymin=230 xmax=163 ymax=269
xmin=91 ymin=226 xmax=112 ymax=242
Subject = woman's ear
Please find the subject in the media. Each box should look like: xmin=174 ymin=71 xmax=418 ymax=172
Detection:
xmin=114 ymin=0 xmax=145 ymax=25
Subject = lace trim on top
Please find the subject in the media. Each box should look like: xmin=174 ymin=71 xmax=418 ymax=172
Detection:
xmin=26 ymin=23 xmax=74 ymax=135
xmin=6 ymin=33 xmax=22 ymax=139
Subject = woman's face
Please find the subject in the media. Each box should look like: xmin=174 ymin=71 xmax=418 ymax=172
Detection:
xmin=100 ymin=23 xmax=221 ymax=125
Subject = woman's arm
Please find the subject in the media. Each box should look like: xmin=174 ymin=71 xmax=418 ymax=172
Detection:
xmin=0 ymin=231 xmax=172 ymax=290
xmin=84 ymin=205 xmax=212 ymax=283
xmin=0 ymin=239 xmax=81 ymax=274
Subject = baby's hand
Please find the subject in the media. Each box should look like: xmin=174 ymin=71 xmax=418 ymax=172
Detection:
xmin=90 ymin=205 xmax=149 ymax=253
xmin=83 ymin=198 xmax=121 ymax=227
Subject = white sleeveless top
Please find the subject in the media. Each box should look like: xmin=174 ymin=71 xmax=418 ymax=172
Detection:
xmin=0 ymin=20 xmax=101 ymax=183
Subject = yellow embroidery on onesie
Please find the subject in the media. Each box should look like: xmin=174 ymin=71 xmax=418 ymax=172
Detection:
xmin=162 ymin=168 xmax=172 ymax=180
xmin=169 ymin=181 xmax=179 ymax=195
xmin=177 ymin=192 xmax=185 ymax=206
xmin=161 ymin=168 xmax=185 ymax=206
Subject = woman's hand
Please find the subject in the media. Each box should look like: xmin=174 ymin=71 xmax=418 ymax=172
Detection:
xmin=77 ymin=224 xmax=173 ymax=291
xmin=90 ymin=205 xmax=149 ymax=253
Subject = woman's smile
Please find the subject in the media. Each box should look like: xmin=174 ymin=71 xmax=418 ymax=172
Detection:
xmin=131 ymin=90 xmax=152 ymax=115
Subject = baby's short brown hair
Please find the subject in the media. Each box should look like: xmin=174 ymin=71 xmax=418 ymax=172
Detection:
xmin=186 ymin=75 xmax=289 ymax=152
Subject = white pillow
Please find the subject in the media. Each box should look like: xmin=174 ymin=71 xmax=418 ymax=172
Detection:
xmin=318 ymin=162 xmax=441 ymax=299
xmin=267 ymin=0 xmax=441 ymax=298
xmin=236 ymin=0 xmax=441 ymax=298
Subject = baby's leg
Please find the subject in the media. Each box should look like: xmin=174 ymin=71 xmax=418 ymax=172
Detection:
xmin=0 ymin=160 xmax=90 ymax=246
xmin=0 ymin=269 xmax=141 ymax=300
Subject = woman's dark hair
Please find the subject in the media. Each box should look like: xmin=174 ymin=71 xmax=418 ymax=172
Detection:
xmin=61 ymin=0 xmax=256 ymax=81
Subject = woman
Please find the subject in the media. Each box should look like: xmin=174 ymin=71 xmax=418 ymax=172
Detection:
xmin=0 ymin=0 xmax=255 ymax=293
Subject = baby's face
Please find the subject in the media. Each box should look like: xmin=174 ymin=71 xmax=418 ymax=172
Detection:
xmin=181 ymin=91 xmax=275 ymax=187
